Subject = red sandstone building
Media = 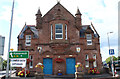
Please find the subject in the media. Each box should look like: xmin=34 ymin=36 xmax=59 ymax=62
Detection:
xmin=18 ymin=2 xmax=102 ymax=75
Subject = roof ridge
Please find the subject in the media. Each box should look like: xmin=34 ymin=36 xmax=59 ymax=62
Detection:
xmin=42 ymin=2 xmax=75 ymax=18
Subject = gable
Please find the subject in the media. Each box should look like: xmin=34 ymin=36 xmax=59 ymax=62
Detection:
xmin=80 ymin=25 xmax=99 ymax=38
xmin=18 ymin=25 xmax=38 ymax=39
xmin=42 ymin=2 xmax=75 ymax=22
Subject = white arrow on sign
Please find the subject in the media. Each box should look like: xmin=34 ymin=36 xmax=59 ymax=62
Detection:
xmin=10 ymin=53 xmax=13 ymax=57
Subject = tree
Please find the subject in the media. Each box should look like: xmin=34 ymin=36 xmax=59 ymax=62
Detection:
xmin=0 ymin=57 xmax=3 ymax=70
xmin=2 ymin=60 xmax=10 ymax=70
xmin=105 ymin=56 xmax=118 ymax=64
xmin=2 ymin=60 xmax=7 ymax=70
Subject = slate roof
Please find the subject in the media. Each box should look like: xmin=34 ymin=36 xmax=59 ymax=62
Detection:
xmin=80 ymin=25 xmax=99 ymax=38
xmin=18 ymin=25 xmax=38 ymax=39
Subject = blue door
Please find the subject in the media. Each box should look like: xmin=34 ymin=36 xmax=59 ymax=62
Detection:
xmin=43 ymin=58 xmax=52 ymax=74
xmin=66 ymin=58 xmax=75 ymax=74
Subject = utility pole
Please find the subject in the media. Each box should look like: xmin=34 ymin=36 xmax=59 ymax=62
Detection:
xmin=6 ymin=0 xmax=15 ymax=78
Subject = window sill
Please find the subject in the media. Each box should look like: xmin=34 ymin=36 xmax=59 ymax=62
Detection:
xmin=50 ymin=40 xmax=69 ymax=43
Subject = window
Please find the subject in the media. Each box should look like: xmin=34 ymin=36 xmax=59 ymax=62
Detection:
xmin=29 ymin=55 xmax=33 ymax=68
xmin=85 ymin=55 xmax=89 ymax=67
xmin=86 ymin=34 xmax=92 ymax=45
xmin=65 ymin=24 xmax=67 ymax=40
xmin=55 ymin=24 xmax=63 ymax=39
xmin=25 ymin=35 xmax=31 ymax=46
xmin=93 ymin=54 xmax=97 ymax=67
xmin=80 ymin=30 xmax=85 ymax=38
xmin=51 ymin=25 xmax=53 ymax=40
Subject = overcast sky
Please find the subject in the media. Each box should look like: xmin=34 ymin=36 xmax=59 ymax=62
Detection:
xmin=0 ymin=0 xmax=119 ymax=61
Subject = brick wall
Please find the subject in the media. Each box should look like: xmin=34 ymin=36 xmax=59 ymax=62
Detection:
xmin=18 ymin=2 xmax=102 ymax=75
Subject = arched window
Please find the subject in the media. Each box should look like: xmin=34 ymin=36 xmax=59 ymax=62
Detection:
xmin=29 ymin=55 xmax=33 ymax=68
xmin=93 ymin=54 xmax=97 ymax=67
xmin=85 ymin=55 xmax=89 ymax=67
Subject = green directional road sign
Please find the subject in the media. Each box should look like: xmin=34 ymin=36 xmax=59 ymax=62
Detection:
xmin=9 ymin=51 xmax=29 ymax=58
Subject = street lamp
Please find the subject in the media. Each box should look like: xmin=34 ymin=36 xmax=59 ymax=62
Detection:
xmin=6 ymin=0 xmax=15 ymax=79
xmin=107 ymin=32 xmax=114 ymax=77
xmin=107 ymin=32 xmax=113 ymax=49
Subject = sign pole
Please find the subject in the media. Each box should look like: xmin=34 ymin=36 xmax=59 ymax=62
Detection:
xmin=10 ymin=49 xmax=13 ymax=78
xmin=10 ymin=59 xmax=12 ymax=78
xmin=112 ymin=56 xmax=114 ymax=77
xmin=25 ymin=65 xmax=26 ymax=79
xmin=25 ymin=58 xmax=26 ymax=79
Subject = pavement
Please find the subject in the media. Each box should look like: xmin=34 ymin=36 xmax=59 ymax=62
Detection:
xmin=0 ymin=70 xmax=120 ymax=79
xmin=5 ymin=73 xmax=120 ymax=79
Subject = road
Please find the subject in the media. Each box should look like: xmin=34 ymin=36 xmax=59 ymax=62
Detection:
xmin=0 ymin=70 xmax=16 ymax=78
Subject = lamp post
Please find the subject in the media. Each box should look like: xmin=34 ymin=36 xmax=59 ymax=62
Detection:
xmin=107 ymin=32 xmax=113 ymax=49
xmin=107 ymin=32 xmax=114 ymax=77
xmin=6 ymin=0 xmax=15 ymax=78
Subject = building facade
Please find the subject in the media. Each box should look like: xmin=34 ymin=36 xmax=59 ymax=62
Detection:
xmin=0 ymin=35 xmax=5 ymax=55
xmin=0 ymin=35 xmax=5 ymax=70
xmin=18 ymin=2 xmax=102 ymax=75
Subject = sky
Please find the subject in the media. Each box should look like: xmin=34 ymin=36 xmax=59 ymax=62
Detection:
xmin=0 ymin=0 xmax=119 ymax=61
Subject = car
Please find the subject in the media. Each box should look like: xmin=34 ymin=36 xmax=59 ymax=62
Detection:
xmin=114 ymin=60 xmax=120 ymax=71
xmin=103 ymin=61 xmax=109 ymax=68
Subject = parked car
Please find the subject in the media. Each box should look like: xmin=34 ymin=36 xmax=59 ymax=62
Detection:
xmin=114 ymin=60 xmax=120 ymax=71
xmin=103 ymin=61 xmax=109 ymax=68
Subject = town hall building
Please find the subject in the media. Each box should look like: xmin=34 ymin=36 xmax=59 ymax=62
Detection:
xmin=18 ymin=2 xmax=102 ymax=75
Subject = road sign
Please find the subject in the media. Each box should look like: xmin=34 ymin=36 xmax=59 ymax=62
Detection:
xmin=9 ymin=51 xmax=29 ymax=58
xmin=10 ymin=59 xmax=26 ymax=68
xmin=109 ymin=49 xmax=114 ymax=55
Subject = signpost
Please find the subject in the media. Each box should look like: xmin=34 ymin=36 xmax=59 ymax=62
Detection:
xmin=109 ymin=49 xmax=114 ymax=55
xmin=109 ymin=49 xmax=115 ymax=77
xmin=9 ymin=51 xmax=29 ymax=78
xmin=11 ymin=59 xmax=26 ymax=68
xmin=9 ymin=51 xmax=29 ymax=58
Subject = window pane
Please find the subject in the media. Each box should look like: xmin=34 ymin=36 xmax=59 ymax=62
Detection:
xmin=86 ymin=34 xmax=92 ymax=45
xmin=93 ymin=61 xmax=97 ymax=67
xmin=51 ymin=25 xmax=53 ymax=40
xmin=26 ymin=35 xmax=31 ymax=40
xmin=87 ymin=40 xmax=92 ymax=45
xmin=85 ymin=61 xmax=89 ymax=67
xmin=56 ymin=34 xmax=62 ymax=38
xmin=85 ymin=55 xmax=88 ymax=60
xmin=55 ymin=24 xmax=62 ymax=33
xmin=30 ymin=55 xmax=33 ymax=68
xmin=87 ymin=34 xmax=92 ymax=40
xmin=55 ymin=24 xmax=63 ymax=39
xmin=65 ymin=24 xmax=67 ymax=40
xmin=56 ymin=30 xmax=62 ymax=33
xmin=30 ymin=55 xmax=33 ymax=59
xmin=93 ymin=55 xmax=96 ymax=59
xmin=56 ymin=24 xmax=62 ymax=29
xmin=26 ymin=35 xmax=31 ymax=46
